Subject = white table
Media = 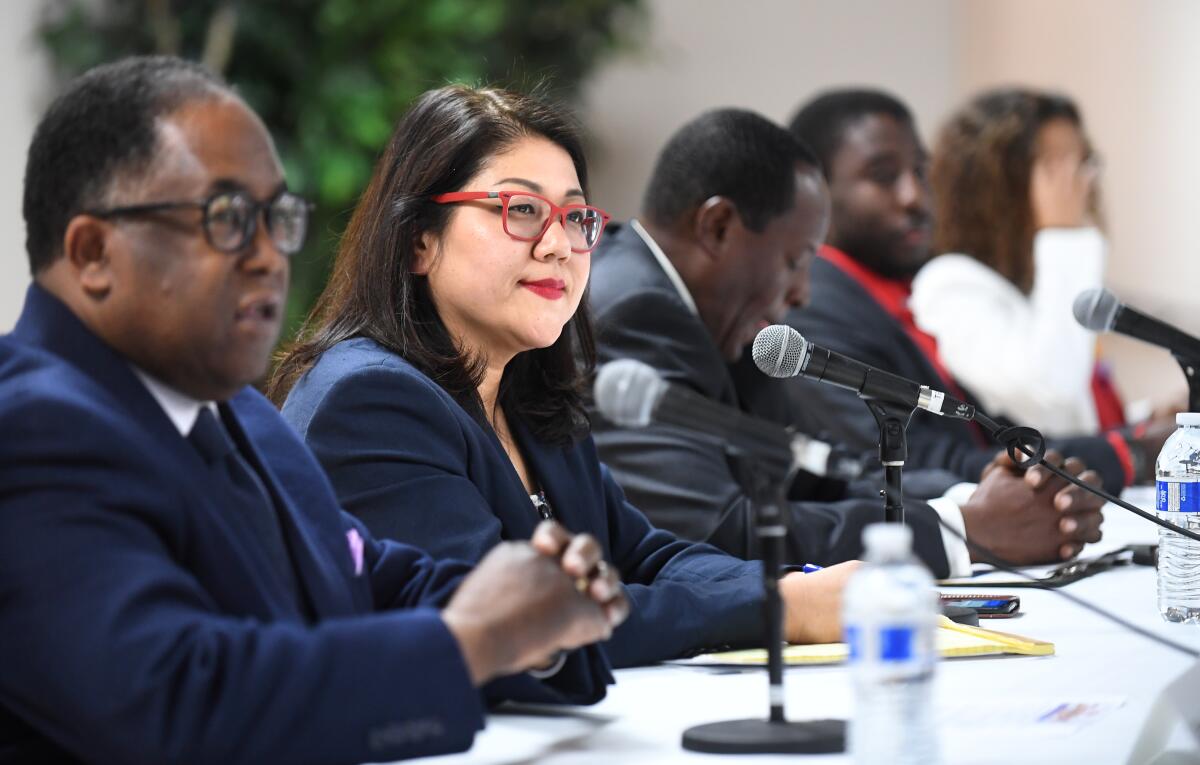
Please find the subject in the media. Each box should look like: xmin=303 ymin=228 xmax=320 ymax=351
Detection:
xmin=420 ymin=491 xmax=1200 ymax=764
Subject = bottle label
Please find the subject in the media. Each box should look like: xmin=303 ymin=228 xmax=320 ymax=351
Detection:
xmin=844 ymin=624 xmax=915 ymax=662
xmin=1158 ymin=480 xmax=1200 ymax=513
xmin=879 ymin=626 xmax=915 ymax=661
xmin=845 ymin=625 xmax=860 ymax=661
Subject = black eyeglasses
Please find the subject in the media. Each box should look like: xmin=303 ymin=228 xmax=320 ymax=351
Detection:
xmin=86 ymin=189 xmax=314 ymax=256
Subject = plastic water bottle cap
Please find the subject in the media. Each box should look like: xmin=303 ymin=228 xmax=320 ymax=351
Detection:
xmin=1176 ymin=413 xmax=1200 ymax=426
xmin=863 ymin=522 xmax=913 ymax=558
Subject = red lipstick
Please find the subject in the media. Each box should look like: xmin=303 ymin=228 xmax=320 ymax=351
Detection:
xmin=520 ymin=278 xmax=567 ymax=300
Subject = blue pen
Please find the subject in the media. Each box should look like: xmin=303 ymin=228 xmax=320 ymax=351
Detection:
xmin=801 ymin=563 xmax=823 ymax=573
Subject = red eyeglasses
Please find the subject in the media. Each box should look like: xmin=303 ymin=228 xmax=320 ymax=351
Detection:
xmin=431 ymin=190 xmax=611 ymax=253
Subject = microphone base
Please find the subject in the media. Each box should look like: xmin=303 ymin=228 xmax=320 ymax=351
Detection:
xmin=681 ymin=717 xmax=846 ymax=754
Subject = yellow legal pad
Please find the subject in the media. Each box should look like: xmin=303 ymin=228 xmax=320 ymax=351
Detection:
xmin=685 ymin=616 xmax=1055 ymax=666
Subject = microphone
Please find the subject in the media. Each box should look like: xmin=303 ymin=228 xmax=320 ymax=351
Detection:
xmin=593 ymin=358 xmax=863 ymax=481
xmin=1073 ymin=287 xmax=1200 ymax=361
xmin=751 ymin=324 xmax=976 ymax=421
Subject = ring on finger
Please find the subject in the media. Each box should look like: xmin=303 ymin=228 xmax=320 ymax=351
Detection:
xmin=575 ymin=560 xmax=611 ymax=593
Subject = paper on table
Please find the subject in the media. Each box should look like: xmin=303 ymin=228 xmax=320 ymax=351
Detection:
xmin=940 ymin=696 xmax=1126 ymax=738
xmin=678 ymin=616 xmax=1054 ymax=666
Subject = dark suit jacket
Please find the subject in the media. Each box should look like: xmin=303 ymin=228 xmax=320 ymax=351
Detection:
xmin=281 ymin=338 xmax=769 ymax=668
xmin=587 ymin=223 xmax=952 ymax=576
xmin=0 ymin=286 xmax=605 ymax=765
xmin=769 ymin=255 xmax=1127 ymax=494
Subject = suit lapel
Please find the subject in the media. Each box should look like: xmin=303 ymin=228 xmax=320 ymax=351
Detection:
xmin=9 ymin=285 xmax=319 ymax=620
xmin=221 ymin=401 xmax=360 ymax=619
xmin=620 ymin=227 xmax=742 ymax=407
xmin=509 ymin=418 xmax=611 ymax=552
xmin=822 ymin=262 xmax=933 ymax=377
xmin=11 ymin=289 xmax=257 ymax=517
xmin=472 ymin=419 xmax=544 ymax=541
xmin=821 ymin=261 xmax=985 ymax=408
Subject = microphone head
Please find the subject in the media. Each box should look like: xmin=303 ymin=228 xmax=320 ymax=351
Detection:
xmin=593 ymin=359 xmax=668 ymax=428
xmin=1073 ymin=287 xmax=1120 ymax=332
xmin=752 ymin=324 xmax=810 ymax=378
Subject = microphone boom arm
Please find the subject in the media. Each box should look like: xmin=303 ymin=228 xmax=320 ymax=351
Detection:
xmin=1172 ymin=353 xmax=1200 ymax=413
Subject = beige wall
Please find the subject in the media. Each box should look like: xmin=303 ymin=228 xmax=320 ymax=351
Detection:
xmin=956 ymin=0 xmax=1199 ymax=406
xmin=3 ymin=0 xmax=1197 ymax=407
xmin=0 ymin=0 xmax=50 ymax=330
xmin=581 ymin=0 xmax=1197 ymax=406
xmin=579 ymin=0 xmax=957 ymax=221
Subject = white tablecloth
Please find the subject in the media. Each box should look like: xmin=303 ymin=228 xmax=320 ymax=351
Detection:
xmin=416 ymin=489 xmax=1200 ymax=764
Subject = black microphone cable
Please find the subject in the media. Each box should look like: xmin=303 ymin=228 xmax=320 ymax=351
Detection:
xmin=934 ymin=515 xmax=1199 ymax=659
xmin=747 ymin=323 xmax=1199 ymax=653
xmin=973 ymin=410 xmax=1200 ymax=544
xmin=938 ymin=406 xmax=1200 ymax=658
xmin=747 ymin=322 xmax=1197 ymax=541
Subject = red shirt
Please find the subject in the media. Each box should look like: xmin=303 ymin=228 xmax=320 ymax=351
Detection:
xmin=1091 ymin=361 xmax=1126 ymax=431
xmin=820 ymin=245 xmax=1133 ymax=484
xmin=819 ymin=245 xmax=987 ymax=445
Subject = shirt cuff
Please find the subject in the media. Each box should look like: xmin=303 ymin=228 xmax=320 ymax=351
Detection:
xmin=927 ymin=482 xmax=977 ymax=577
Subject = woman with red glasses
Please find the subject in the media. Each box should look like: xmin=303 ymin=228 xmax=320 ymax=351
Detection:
xmin=270 ymin=85 xmax=853 ymax=671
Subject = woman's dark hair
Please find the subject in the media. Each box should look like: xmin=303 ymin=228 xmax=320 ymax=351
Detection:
xmin=268 ymin=85 xmax=595 ymax=446
xmin=931 ymin=87 xmax=1102 ymax=294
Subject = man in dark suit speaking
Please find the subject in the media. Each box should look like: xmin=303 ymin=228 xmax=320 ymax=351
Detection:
xmin=0 ymin=56 xmax=625 ymax=764
xmin=589 ymin=108 xmax=1106 ymax=577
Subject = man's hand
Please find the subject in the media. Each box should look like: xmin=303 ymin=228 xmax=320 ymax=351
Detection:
xmin=963 ymin=449 xmax=1104 ymax=565
xmin=779 ymin=561 xmax=860 ymax=644
xmin=442 ymin=522 xmax=628 ymax=685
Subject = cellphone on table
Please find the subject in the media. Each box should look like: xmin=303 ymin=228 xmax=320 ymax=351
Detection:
xmin=939 ymin=593 xmax=1020 ymax=617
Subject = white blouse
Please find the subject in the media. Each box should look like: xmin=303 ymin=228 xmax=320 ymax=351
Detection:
xmin=910 ymin=227 xmax=1107 ymax=437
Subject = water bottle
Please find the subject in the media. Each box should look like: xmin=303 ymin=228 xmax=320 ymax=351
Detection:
xmin=843 ymin=523 xmax=941 ymax=765
xmin=1156 ymin=412 xmax=1200 ymax=623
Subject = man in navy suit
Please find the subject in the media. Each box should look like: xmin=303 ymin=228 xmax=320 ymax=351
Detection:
xmin=590 ymin=108 xmax=1107 ymax=576
xmin=0 ymin=56 xmax=625 ymax=764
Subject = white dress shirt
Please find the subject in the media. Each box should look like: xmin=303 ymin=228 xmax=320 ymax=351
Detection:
xmin=130 ymin=366 xmax=217 ymax=437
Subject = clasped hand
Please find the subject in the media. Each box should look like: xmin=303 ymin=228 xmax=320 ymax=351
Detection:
xmin=963 ymin=449 xmax=1105 ymax=565
xmin=442 ymin=521 xmax=628 ymax=685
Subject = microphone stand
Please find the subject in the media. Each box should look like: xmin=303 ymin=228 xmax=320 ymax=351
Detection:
xmin=681 ymin=454 xmax=846 ymax=755
xmin=863 ymin=398 xmax=917 ymax=524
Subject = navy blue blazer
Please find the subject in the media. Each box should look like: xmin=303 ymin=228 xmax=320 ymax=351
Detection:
xmin=0 ymin=286 xmax=606 ymax=765
xmin=281 ymin=338 xmax=769 ymax=668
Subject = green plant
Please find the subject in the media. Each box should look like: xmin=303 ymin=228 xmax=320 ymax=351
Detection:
xmin=38 ymin=0 xmax=644 ymax=338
